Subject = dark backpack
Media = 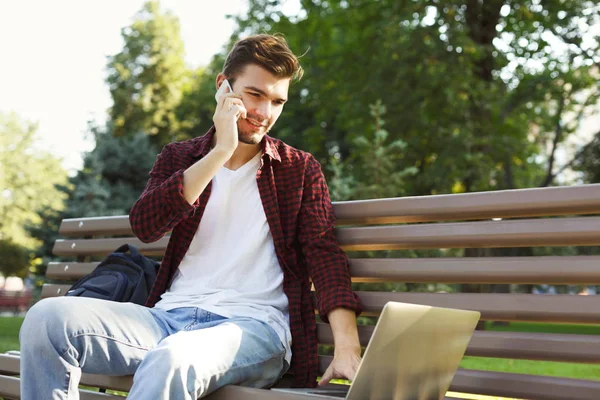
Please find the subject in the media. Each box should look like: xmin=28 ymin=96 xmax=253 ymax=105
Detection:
xmin=65 ymin=244 xmax=159 ymax=305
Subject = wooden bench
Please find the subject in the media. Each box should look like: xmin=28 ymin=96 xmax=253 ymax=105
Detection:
xmin=2 ymin=184 xmax=600 ymax=399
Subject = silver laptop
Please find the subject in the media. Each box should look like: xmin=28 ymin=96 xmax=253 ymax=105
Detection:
xmin=273 ymin=301 xmax=480 ymax=400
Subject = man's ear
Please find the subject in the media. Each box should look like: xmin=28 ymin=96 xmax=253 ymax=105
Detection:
xmin=216 ymin=73 xmax=226 ymax=91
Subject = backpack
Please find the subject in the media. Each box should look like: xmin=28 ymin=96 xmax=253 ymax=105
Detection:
xmin=65 ymin=244 xmax=159 ymax=305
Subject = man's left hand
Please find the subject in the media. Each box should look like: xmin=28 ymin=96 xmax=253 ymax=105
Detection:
xmin=318 ymin=349 xmax=362 ymax=386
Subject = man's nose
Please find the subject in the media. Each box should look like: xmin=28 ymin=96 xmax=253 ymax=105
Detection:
xmin=256 ymin=101 xmax=272 ymax=119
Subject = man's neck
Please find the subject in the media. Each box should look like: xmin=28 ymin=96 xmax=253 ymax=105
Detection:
xmin=220 ymin=141 xmax=262 ymax=171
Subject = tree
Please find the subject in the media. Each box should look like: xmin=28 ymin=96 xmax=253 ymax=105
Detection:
xmin=106 ymin=0 xmax=190 ymax=148
xmin=0 ymin=239 xmax=29 ymax=279
xmin=328 ymin=101 xmax=417 ymax=201
xmin=230 ymin=0 xmax=599 ymax=195
xmin=27 ymin=124 xmax=158 ymax=278
xmin=0 ymin=111 xmax=69 ymax=256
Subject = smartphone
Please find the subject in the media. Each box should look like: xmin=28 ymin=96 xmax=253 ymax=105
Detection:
xmin=215 ymin=79 xmax=233 ymax=103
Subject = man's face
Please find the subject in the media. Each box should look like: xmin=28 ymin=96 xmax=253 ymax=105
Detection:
xmin=219 ymin=64 xmax=290 ymax=145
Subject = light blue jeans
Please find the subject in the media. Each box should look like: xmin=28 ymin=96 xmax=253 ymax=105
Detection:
xmin=19 ymin=296 xmax=287 ymax=399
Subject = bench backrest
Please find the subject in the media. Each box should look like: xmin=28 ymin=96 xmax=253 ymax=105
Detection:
xmin=44 ymin=184 xmax=600 ymax=400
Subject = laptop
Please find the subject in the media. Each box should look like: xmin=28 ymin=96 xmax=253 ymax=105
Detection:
xmin=272 ymin=301 xmax=480 ymax=400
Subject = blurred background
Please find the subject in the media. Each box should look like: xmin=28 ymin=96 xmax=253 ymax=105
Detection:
xmin=1 ymin=0 xmax=600 ymax=389
xmin=0 ymin=0 xmax=599 ymax=297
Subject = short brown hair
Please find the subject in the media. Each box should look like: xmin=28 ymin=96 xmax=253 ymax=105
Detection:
xmin=223 ymin=34 xmax=304 ymax=84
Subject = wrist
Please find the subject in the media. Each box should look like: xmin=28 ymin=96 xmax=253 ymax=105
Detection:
xmin=210 ymin=145 xmax=235 ymax=159
xmin=334 ymin=342 xmax=361 ymax=357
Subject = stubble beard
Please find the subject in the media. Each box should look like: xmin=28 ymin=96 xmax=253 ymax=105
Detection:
xmin=237 ymin=119 xmax=271 ymax=145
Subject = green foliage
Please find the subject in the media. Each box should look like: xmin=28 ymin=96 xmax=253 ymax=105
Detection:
xmin=229 ymin=0 xmax=599 ymax=194
xmin=0 ymin=239 xmax=29 ymax=278
xmin=106 ymin=0 xmax=190 ymax=148
xmin=330 ymin=101 xmax=418 ymax=200
xmin=0 ymin=112 xmax=69 ymax=277
xmin=74 ymin=126 xmax=158 ymax=216
xmin=27 ymin=126 xmax=158 ymax=278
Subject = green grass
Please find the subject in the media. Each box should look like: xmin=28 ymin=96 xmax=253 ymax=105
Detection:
xmin=0 ymin=316 xmax=23 ymax=354
xmin=457 ymin=321 xmax=600 ymax=380
xmin=484 ymin=321 xmax=600 ymax=335
xmin=459 ymin=357 xmax=600 ymax=381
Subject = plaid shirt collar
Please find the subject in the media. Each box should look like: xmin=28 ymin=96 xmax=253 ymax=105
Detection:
xmin=192 ymin=125 xmax=282 ymax=163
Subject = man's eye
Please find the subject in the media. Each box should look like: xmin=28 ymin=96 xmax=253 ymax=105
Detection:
xmin=249 ymin=92 xmax=260 ymax=97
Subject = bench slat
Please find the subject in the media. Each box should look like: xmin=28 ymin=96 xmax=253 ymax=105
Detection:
xmin=39 ymin=285 xmax=600 ymax=324
xmin=47 ymin=256 xmax=600 ymax=284
xmin=57 ymin=185 xmax=600 ymax=235
xmin=53 ymin=217 xmax=600 ymax=256
xmin=323 ymin=356 xmax=600 ymax=400
xmin=47 ymin=262 xmax=100 ymax=279
xmin=334 ymin=184 xmax=600 ymax=225
xmin=0 ymin=374 xmax=122 ymax=399
xmin=0 ymin=355 xmax=458 ymax=400
xmin=53 ymin=237 xmax=169 ymax=257
xmin=59 ymin=215 xmax=133 ymax=237
xmin=356 ymin=291 xmax=600 ymax=324
xmin=3 ymin=353 xmax=595 ymax=400
xmin=337 ymin=216 xmax=600 ymax=251
xmin=450 ymin=368 xmax=600 ymax=400
xmin=349 ymin=256 xmax=600 ymax=284
xmin=316 ymin=325 xmax=600 ymax=363
xmin=0 ymin=354 xmax=19 ymax=376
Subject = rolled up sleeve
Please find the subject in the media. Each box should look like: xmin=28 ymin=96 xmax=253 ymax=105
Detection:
xmin=129 ymin=144 xmax=199 ymax=243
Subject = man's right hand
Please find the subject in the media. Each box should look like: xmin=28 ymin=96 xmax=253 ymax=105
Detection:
xmin=213 ymin=85 xmax=247 ymax=154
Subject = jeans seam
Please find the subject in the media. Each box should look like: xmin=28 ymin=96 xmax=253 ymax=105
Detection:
xmin=60 ymin=331 xmax=154 ymax=358
xmin=183 ymin=307 xmax=199 ymax=330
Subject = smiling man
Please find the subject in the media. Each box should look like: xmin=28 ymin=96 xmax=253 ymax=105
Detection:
xmin=19 ymin=34 xmax=362 ymax=399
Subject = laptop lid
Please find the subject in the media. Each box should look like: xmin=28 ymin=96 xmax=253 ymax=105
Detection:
xmin=346 ymin=301 xmax=480 ymax=400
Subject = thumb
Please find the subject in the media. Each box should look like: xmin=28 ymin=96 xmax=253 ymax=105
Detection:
xmin=319 ymin=367 xmax=333 ymax=386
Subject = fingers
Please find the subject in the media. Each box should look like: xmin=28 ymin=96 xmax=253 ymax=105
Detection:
xmin=223 ymin=97 xmax=247 ymax=119
xmin=217 ymin=92 xmax=241 ymax=110
xmin=229 ymin=104 xmax=247 ymax=119
xmin=318 ymin=367 xmax=334 ymax=387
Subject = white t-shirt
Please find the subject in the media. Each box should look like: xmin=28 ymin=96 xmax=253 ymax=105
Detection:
xmin=154 ymin=151 xmax=292 ymax=364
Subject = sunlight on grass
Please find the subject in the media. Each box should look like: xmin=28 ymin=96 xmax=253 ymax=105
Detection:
xmin=0 ymin=316 xmax=23 ymax=353
xmin=460 ymin=356 xmax=600 ymax=381
xmin=447 ymin=392 xmax=519 ymax=400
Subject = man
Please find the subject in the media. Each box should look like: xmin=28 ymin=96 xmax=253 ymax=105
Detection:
xmin=20 ymin=34 xmax=362 ymax=399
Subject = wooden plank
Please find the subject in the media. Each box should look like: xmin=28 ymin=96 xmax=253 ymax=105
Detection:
xmin=42 ymin=284 xmax=73 ymax=297
xmin=337 ymin=216 xmax=600 ymax=251
xmin=46 ymin=262 xmax=99 ymax=280
xmin=0 ymin=375 xmax=122 ymax=399
xmin=451 ymin=368 xmax=600 ymax=400
xmin=0 ymin=367 xmax=457 ymax=400
xmin=59 ymin=215 xmax=133 ymax=237
xmin=0 ymin=375 xmax=23 ymax=400
xmin=465 ymin=331 xmax=600 ymax=363
xmin=47 ymin=256 xmax=600 ymax=285
xmin=355 ymin=292 xmax=600 ymax=324
xmin=53 ymin=217 xmax=600 ymax=256
xmin=334 ymin=184 xmax=600 ymax=225
xmin=57 ymin=186 xmax=600 ymax=233
xmin=41 ymin=285 xmax=600 ymax=324
xmin=0 ymin=354 xmax=19 ymax=375
xmin=52 ymin=237 xmax=169 ymax=257
xmin=349 ymin=256 xmax=600 ymax=284
xmin=320 ymin=357 xmax=600 ymax=400
xmin=316 ymin=325 xmax=600 ymax=363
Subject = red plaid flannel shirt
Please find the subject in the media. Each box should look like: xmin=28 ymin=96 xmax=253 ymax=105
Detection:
xmin=129 ymin=127 xmax=362 ymax=387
